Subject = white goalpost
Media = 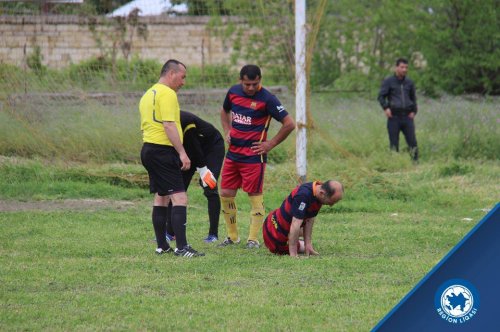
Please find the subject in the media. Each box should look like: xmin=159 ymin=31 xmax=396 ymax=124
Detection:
xmin=295 ymin=0 xmax=307 ymax=183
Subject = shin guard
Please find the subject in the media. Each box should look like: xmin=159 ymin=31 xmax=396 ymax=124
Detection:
xmin=248 ymin=194 xmax=265 ymax=243
xmin=221 ymin=196 xmax=238 ymax=241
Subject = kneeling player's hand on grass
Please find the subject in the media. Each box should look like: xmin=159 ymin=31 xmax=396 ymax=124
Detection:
xmin=305 ymin=246 xmax=319 ymax=256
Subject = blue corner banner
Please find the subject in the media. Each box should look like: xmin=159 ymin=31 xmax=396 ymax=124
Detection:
xmin=373 ymin=203 xmax=500 ymax=332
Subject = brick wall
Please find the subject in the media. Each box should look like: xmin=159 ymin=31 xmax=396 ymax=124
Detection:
xmin=0 ymin=15 xmax=235 ymax=68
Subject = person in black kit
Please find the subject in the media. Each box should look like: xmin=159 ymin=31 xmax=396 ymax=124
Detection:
xmin=165 ymin=111 xmax=225 ymax=243
xmin=378 ymin=58 xmax=418 ymax=161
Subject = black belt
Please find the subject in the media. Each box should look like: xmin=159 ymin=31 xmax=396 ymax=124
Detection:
xmin=391 ymin=109 xmax=411 ymax=116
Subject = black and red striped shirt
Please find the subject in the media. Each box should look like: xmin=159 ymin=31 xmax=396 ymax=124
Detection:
xmin=264 ymin=182 xmax=323 ymax=245
xmin=222 ymin=84 xmax=288 ymax=163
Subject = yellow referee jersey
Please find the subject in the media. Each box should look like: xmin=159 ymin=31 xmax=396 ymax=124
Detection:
xmin=139 ymin=83 xmax=183 ymax=146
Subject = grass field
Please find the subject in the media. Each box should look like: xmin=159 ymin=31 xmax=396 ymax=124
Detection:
xmin=0 ymin=93 xmax=499 ymax=331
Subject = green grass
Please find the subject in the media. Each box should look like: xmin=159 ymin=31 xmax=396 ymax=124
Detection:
xmin=0 ymin=61 xmax=242 ymax=97
xmin=0 ymin=155 xmax=498 ymax=331
xmin=0 ymin=93 xmax=499 ymax=330
xmin=1 ymin=93 xmax=498 ymax=162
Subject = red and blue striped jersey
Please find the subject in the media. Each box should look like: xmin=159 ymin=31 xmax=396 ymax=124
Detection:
xmin=264 ymin=182 xmax=323 ymax=245
xmin=222 ymin=84 xmax=288 ymax=163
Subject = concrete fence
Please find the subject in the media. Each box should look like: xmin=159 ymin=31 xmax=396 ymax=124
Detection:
xmin=0 ymin=15 xmax=236 ymax=68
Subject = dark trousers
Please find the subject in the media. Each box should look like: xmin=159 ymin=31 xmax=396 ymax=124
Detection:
xmin=167 ymin=139 xmax=225 ymax=237
xmin=387 ymin=115 xmax=418 ymax=161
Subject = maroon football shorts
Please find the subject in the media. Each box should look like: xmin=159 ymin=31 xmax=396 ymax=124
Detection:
xmin=220 ymin=158 xmax=266 ymax=194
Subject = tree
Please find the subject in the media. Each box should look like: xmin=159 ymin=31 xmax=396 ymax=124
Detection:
xmin=421 ymin=0 xmax=499 ymax=94
xmin=311 ymin=0 xmax=429 ymax=91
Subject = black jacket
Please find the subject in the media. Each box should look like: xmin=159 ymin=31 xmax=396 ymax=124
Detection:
xmin=377 ymin=75 xmax=417 ymax=113
xmin=180 ymin=111 xmax=224 ymax=168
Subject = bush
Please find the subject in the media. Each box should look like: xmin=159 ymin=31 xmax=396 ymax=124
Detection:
xmin=121 ymin=58 xmax=161 ymax=84
xmin=420 ymin=0 xmax=500 ymax=95
xmin=310 ymin=52 xmax=341 ymax=90
xmin=65 ymin=58 xmax=239 ymax=90
xmin=333 ymin=71 xmax=376 ymax=93
xmin=410 ymin=69 xmax=441 ymax=98
xmin=26 ymin=46 xmax=47 ymax=77
xmin=184 ymin=64 xmax=237 ymax=89
xmin=439 ymin=162 xmax=474 ymax=177
xmin=68 ymin=56 xmax=113 ymax=87
xmin=0 ymin=63 xmax=22 ymax=95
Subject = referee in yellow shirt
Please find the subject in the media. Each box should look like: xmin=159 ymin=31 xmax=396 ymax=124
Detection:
xmin=139 ymin=59 xmax=204 ymax=257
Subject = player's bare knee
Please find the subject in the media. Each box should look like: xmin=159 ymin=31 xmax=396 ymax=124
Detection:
xmin=170 ymin=192 xmax=188 ymax=206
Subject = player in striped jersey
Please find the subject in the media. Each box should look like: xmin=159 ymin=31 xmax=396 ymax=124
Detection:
xmin=218 ymin=64 xmax=295 ymax=249
xmin=263 ymin=180 xmax=343 ymax=256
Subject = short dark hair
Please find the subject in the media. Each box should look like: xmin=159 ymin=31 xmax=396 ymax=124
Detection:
xmin=396 ymin=58 xmax=408 ymax=66
xmin=321 ymin=180 xmax=344 ymax=197
xmin=321 ymin=180 xmax=335 ymax=197
xmin=240 ymin=64 xmax=261 ymax=80
xmin=160 ymin=59 xmax=186 ymax=77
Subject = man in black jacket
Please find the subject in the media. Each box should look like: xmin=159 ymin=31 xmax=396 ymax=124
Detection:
xmin=378 ymin=58 xmax=418 ymax=161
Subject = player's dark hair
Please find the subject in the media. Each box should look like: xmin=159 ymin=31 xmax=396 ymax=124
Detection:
xmin=240 ymin=64 xmax=261 ymax=80
xmin=321 ymin=181 xmax=335 ymax=197
xmin=321 ymin=180 xmax=343 ymax=197
xmin=396 ymin=58 xmax=408 ymax=66
xmin=160 ymin=59 xmax=186 ymax=77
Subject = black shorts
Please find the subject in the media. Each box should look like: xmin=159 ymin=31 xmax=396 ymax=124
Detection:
xmin=140 ymin=143 xmax=185 ymax=195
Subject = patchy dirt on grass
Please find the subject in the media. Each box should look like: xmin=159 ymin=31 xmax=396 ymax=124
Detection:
xmin=0 ymin=199 xmax=136 ymax=212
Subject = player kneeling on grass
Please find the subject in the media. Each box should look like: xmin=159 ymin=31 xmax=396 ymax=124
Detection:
xmin=263 ymin=180 xmax=343 ymax=257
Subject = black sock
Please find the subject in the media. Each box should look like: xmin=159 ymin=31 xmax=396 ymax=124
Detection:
xmin=165 ymin=203 xmax=174 ymax=236
xmin=204 ymin=188 xmax=220 ymax=237
xmin=152 ymin=206 xmax=169 ymax=250
xmin=171 ymin=205 xmax=188 ymax=249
